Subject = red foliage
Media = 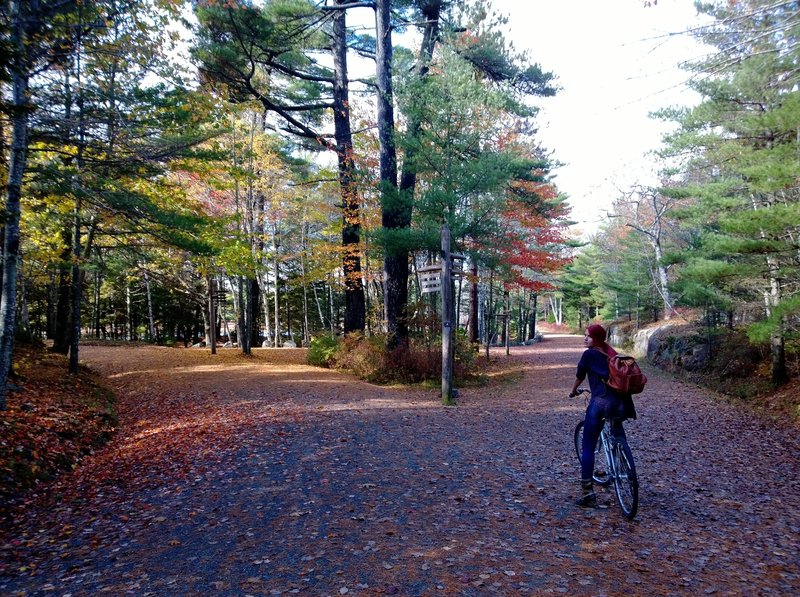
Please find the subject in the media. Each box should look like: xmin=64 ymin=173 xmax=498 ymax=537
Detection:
xmin=495 ymin=185 xmax=572 ymax=292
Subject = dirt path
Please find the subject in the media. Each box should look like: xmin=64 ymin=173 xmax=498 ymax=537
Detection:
xmin=1 ymin=336 xmax=798 ymax=596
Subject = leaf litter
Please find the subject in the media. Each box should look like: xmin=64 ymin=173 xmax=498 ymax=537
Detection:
xmin=0 ymin=339 xmax=798 ymax=595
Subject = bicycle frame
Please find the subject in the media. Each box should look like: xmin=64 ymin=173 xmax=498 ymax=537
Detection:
xmin=573 ymin=389 xmax=639 ymax=519
xmin=599 ymin=418 xmax=638 ymax=519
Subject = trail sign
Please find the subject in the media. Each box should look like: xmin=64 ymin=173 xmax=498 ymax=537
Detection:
xmin=418 ymin=265 xmax=442 ymax=294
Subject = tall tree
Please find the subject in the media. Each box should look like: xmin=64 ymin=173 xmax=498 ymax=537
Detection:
xmin=659 ymin=0 xmax=800 ymax=384
xmin=385 ymin=0 xmax=558 ymax=347
xmin=193 ymin=0 xmax=366 ymax=333
xmin=614 ymin=184 xmax=684 ymax=320
xmin=0 ymin=0 xmax=83 ymax=408
xmin=35 ymin=0 xmax=216 ymax=371
xmin=376 ymin=0 xmax=446 ymax=349
xmin=332 ymin=0 xmax=366 ymax=333
xmin=375 ymin=0 xmax=402 ymax=346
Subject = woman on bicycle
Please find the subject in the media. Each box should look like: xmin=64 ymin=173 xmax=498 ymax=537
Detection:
xmin=568 ymin=323 xmax=636 ymax=507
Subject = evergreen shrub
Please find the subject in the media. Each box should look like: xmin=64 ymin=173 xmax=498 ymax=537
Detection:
xmin=307 ymin=333 xmax=339 ymax=367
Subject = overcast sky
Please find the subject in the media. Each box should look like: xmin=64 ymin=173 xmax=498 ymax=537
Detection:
xmin=493 ymin=0 xmax=712 ymax=235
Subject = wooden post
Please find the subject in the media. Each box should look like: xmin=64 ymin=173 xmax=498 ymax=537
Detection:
xmin=505 ymin=291 xmax=510 ymax=356
xmin=441 ymin=224 xmax=454 ymax=405
xmin=208 ymin=276 xmax=217 ymax=355
xmin=485 ymin=269 xmax=493 ymax=361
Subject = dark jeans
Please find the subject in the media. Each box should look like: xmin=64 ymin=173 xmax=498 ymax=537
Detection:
xmin=581 ymin=399 xmax=627 ymax=481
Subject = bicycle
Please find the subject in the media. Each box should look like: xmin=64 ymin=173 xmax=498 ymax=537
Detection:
xmin=572 ymin=388 xmax=639 ymax=519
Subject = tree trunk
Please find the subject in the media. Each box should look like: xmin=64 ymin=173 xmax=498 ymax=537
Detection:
xmin=258 ymin=271 xmax=270 ymax=346
xmin=375 ymin=0 xmax=400 ymax=340
xmin=18 ymin=262 xmax=29 ymax=336
xmin=312 ymin=281 xmax=326 ymax=332
xmin=652 ymin=241 xmax=673 ymax=320
xmin=126 ymin=283 xmax=133 ymax=340
xmin=301 ymin=241 xmax=311 ymax=346
xmin=529 ymin=294 xmax=538 ymax=341
xmin=207 ymin=276 xmax=216 ymax=354
xmin=0 ymin=1 xmax=30 ymax=408
xmin=328 ymin=274 xmax=335 ymax=335
xmin=504 ymin=290 xmax=510 ymax=356
xmin=441 ymin=225 xmax=454 ymax=404
xmin=468 ymin=263 xmax=479 ymax=344
xmin=239 ymin=276 xmax=250 ymax=354
xmin=765 ymin=258 xmax=788 ymax=384
xmin=273 ymin=250 xmax=280 ymax=347
xmin=383 ymin=0 xmax=443 ymax=349
xmin=93 ymin=268 xmax=101 ymax=338
xmin=68 ymin=22 xmax=90 ymax=375
xmin=52 ymin=229 xmax=72 ymax=354
xmin=485 ymin=270 xmax=494 ymax=359
xmin=68 ymin=201 xmax=82 ymax=374
xmin=144 ymin=270 xmax=156 ymax=342
xmin=248 ymin=278 xmax=259 ymax=350
xmin=332 ymin=1 xmax=365 ymax=334
xmin=549 ymin=295 xmax=563 ymax=326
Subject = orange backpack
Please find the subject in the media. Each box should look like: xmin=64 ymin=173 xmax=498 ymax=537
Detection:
xmin=605 ymin=354 xmax=647 ymax=395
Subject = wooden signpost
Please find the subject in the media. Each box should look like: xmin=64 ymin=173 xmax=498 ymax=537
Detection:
xmin=421 ymin=225 xmax=465 ymax=405
xmin=441 ymin=225 xmax=454 ymax=405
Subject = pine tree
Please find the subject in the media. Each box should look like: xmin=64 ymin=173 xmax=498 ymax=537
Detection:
xmin=193 ymin=0 xmax=367 ymax=334
xmin=0 ymin=0 xmax=85 ymax=408
xmin=660 ymin=0 xmax=800 ymax=384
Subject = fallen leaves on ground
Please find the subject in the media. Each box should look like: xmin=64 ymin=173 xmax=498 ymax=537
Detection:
xmin=0 ymin=340 xmax=798 ymax=595
xmin=0 ymin=344 xmax=116 ymax=512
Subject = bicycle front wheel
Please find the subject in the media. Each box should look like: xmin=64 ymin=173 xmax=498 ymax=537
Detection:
xmin=573 ymin=421 xmax=611 ymax=487
xmin=611 ymin=438 xmax=639 ymax=519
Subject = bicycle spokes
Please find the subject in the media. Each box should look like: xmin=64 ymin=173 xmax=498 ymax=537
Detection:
xmin=611 ymin=442 xmax=638 ymax=520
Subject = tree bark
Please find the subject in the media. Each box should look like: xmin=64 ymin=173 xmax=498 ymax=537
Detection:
xmin=239 ymin=276 xmax=251 ymax=354
xmin=68 ymin=202 xmax=82 ymax=374
xmin=52 ymin=229 xmax=72 ymax=354
xmin=468 ymin=262 xmax=479 ymax=344
xmin=375 ymin=0 xmax=401 ymax=344
xmin=273 ymin=247 xmax=280 ymax=347
xmin=68 ymin=17 xmax=89 ymax=375
xmin=529 ymin=294 xmax=538 ymax=341
xmin=333 ymin=1 xmax=365 ymax=334
xmin=765 ymin=248 xmax=788 ymax=384
xmin=248 ymin=278 xmax=259 ymax=350
xmin=751 ymin=194 xmax=788 ymax=385
xmin=384 ymin=0 xmax=443 ymax=348
xmin=441 ymin=225 xmax=454 ymax=404
xmin=651 ymin=240 xmax=673 ymax=320
xmin=93 ymin=268 xmax=101 ymax=338
xmin=0 ymin=0 xmax=30 ymax=408
xmin=144 ymin=270 xmax=156 ymax=342
xmin=207 ymin=276 xmax=216 ymax=354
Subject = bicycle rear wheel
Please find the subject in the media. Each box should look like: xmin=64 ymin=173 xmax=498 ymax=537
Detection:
xmin=611 ymin=437 xmax=638 ymax=519
xmin=573 ymin=421 xmax=611 ymax=487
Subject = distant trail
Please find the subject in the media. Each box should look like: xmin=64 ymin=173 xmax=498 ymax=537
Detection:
xmin=1 ymin=338 xmax=798 ymax=595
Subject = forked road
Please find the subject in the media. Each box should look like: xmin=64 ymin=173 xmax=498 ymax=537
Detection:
xmin=2 ymin=336 xmax=798 ymax=595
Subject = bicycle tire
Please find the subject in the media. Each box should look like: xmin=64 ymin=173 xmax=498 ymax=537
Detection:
xmin=611 ymin=437 xmax=639 ymax=519
xmin=573 ymin=421 xmax=612 ymax=487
